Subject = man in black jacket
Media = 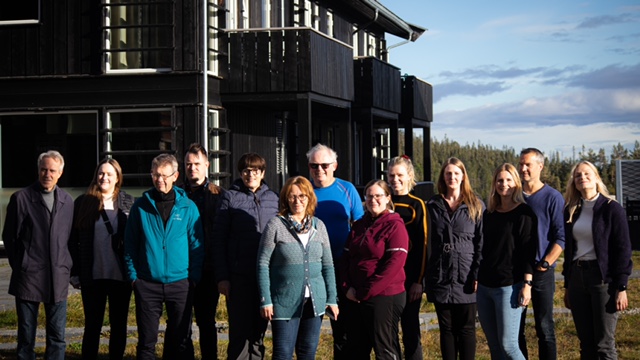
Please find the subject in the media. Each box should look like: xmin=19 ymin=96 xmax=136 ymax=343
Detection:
xmin=3 ymin=150 xmax=74 ymax=360
xmin=182 ymin=143 xmax=225 ymax=360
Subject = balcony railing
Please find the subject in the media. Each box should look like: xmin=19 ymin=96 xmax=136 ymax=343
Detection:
xmin=222 ymin=27 xmax=354 ymax=100
xmin=354 ymin=57 xmax=402 ymax=113
xmin=402 ymin=75 xmax=433 ymax=123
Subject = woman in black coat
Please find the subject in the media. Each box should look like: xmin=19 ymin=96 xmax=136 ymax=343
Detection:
xmin=70 ymin=158 xmax=134 ymax=360
xmin=426 ymin=157 xmax=484 ymax=360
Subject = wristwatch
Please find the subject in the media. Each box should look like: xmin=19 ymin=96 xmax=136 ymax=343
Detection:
xmin=618 ymin=284 xmax=627 ymax=292
xmin=524 ymin=280 xmax=533 ymax=286
xmin=539 ymin=260 xmax=550 ymax=269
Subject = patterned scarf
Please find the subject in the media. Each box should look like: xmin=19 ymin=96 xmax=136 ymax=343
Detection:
xmin=287 ymin=214 xmax=312 ymax=234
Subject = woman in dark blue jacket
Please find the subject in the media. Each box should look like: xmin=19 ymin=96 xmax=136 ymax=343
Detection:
xmin=426 ymin=157 xmax=484 ymax=360
xmin=562 ymin=161 xmax=632 ymax=359
xmin=213 ymin=153 xmax=279 ymax=360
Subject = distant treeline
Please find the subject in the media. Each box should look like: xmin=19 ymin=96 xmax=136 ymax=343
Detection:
xmin=401 ymin=134 xmax=640 ymax=202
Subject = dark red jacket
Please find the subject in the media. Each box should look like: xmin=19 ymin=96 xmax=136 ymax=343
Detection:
xmin=340 ymin=211 xmax=409 ymax=301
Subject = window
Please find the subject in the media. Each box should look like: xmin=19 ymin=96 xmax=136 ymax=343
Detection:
xmin=207 ymin=0 xmax=223 ymax=76
xmin=327 ymin=9 xmax=333 ymax=37
xmin=261 ymin=0 xmax=270 ymax=28
xmin=367 ymin=33 xmax=377 ymax=57
xmin=103 ymin=109 xmax=175 ymax=186
xmin=103 ymin=0 xmax=174 ymax=72
xmin=0 ymin=1 xmax=39 ymax=25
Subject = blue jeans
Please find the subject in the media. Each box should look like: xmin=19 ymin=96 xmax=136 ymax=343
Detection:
xmin=568 ymin=261 xmax=618 ymax=360
xmin=16 ymin=298 xmax=67 ymax=360
xmin=477 ymin=283 xmax=526 ymax=360
xmin=270 ymin=300 xmax=322 ymax=360
xmin=519 ymin=268 xmax=557 ymax=359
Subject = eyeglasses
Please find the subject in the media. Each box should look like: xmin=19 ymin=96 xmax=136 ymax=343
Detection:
xmin=288 ymin=194 xmax=308 ymax=202
xmin=241 ymin=168 xmax=262 ymax=176
xmin=151 ymin=171 xmax=176 ymax=181
xmin=309 ymin=163 xmax=333 ymax=170
xmin=365 ymin=193 xmax=387 ymax=201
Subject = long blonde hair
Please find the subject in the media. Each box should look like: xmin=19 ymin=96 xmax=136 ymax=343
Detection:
xmin=487 ymin=163 xmax=525 ymax=213
xmin=564 ymin=161 xmax=611 ymax=223
xmin=436 ymin=157 xmax=483 ymax=222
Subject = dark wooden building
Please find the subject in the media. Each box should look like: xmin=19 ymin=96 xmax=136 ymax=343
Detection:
xmin=0 ymin=0 xmax=432 ymax=193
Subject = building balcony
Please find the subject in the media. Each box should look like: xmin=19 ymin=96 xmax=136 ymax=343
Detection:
xmin=221 ymin=27 xmax=354 ymax=101
xmin=354 ymin=57 xmax=402 ymax=114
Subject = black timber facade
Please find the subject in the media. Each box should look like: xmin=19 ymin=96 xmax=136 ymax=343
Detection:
xmin=0 ymin=0 xmax=432 ymax=193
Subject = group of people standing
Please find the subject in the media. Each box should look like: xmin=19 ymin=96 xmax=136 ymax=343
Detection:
xmin=1 ymin=144 xmax=633 ymax=360
xmin=424 ymin=148 xmax=632 ymax=360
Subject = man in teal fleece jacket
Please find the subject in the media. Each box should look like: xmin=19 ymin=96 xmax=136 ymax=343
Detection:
xmin=124 ymin=154 xmax=204 ymax=360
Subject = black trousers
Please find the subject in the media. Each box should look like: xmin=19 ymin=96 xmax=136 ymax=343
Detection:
xmin=133 ymin=278 xmax=194 ymax=360
xmin=401 ymin=290 xmax=424 ymax=360
xmin=226 ymin=274 xmax=268 ymax=360
xmin=434 ymin=302 xmax=477 ymax=360
xmin=329 ymin=288 xmax=349 ymax=360
xmin=80 ymin=279 xmax=132 ymax=360
xmin=346 ymin=292 xmax=406 ymax=360
xmin=184 ymin=269 xmax=220 ymax=360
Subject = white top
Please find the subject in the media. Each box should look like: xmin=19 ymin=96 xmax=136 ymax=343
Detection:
xmin=298 ymin=232 xmax=311 ymax=298
xmin=572 ymin=194 xmax=598 ymax=261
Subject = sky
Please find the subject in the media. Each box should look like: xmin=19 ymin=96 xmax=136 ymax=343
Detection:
xmin=380 ymin=0 xmax=640 ymax=159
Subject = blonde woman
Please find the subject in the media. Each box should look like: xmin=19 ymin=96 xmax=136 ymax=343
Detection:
xmin=426 ymin=157 xmax=484 ymax=360
xmin=562 ymin=161 xmax=632 ymax=359
xmin=388 ymin=155 xmax=428 ymax=360
xmin=477 ymin=163 xmax=536 ymax=360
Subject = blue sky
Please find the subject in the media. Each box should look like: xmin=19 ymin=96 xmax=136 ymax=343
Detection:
xmin=380 ymin=0 xmax=640 ymax=158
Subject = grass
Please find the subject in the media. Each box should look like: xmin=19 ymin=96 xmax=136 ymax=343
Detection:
xmin=0 ymin=251 xmax=638 ymax=359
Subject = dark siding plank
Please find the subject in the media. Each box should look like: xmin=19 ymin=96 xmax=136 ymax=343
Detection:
xmin=283 ymin=30 xmax=298 ymax=91
xmin=53 ymin=0 xmax=67 ymax=75
xmin=0 ymin=29 xmax=12 ymax=76
xmin=228 ymin=33 xmax=243 ymax=93
xmin=250 ymin=0 xmax=261 ymax=28
xmin=297 ymin=31 xmax=310 ymax=92
xmin=11 ymin=29 xmax=27 ymax=76
xmin=256 ymin=31 xmax=270 ymax=92
xmin=270 ymin=31 xmax=284 ymax=92
xmin=25 ymin=26 xmax=39 ymax=76
xmin=243 ymin=32 xmax=257 ymax=92
xmin=39 ymin=0 xmax=53 ymax=74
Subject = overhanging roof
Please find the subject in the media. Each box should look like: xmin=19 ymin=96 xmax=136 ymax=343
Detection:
xmin=340 ymin=0 xmax=427 ymax=41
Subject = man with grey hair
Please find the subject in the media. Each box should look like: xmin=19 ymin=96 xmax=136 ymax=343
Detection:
xmin=306 ymin=143 xmax=364 ymax=359
xmin=3 ymin=150 xmax=74 ymax=360
xmin=124 ymin=154 xmax=204 ymax=360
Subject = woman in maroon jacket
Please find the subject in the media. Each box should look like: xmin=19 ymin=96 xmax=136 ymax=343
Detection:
xmin=341 ymin=179 xmax=409 ymax=360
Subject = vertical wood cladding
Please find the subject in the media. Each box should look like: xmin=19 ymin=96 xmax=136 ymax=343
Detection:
xmin=224 ymin=29 xmax=354 ymax=100
xmin=354 ymin=57 xmax=401 ymax=113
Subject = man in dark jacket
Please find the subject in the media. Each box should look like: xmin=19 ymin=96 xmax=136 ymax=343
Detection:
xmin=2 ymin=150 xmax=74 ymax=360
xmin=181 ymin=143 xmax=225 ymax=360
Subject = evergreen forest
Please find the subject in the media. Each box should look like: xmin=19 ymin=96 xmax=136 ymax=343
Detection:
xmin=401 ymin=134 xmax=640 ymax=202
